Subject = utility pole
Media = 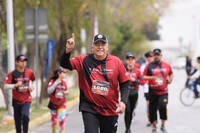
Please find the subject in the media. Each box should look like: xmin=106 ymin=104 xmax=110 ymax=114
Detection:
xmin=6 ymin=0 xmax=15 ymax=116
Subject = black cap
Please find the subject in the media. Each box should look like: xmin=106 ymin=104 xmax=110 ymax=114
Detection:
xmin=15 ymin=55 xmax=28 ymax=62
xmin=145 ymin=51 xmax=153 ymax=57
xmin=125 ymin=52 xmax=135 ymax=58
xmin=57 ymin=66 xmax=67 ymax=73
xmin=153 ymin=48 xmax=162 ymax=55
xmin=93 ymin=34 xmax=108 ymax=44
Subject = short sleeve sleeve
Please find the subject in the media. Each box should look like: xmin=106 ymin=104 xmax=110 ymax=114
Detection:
xmin=70 ymin=55 xmax=85 ymax=72
xmin=4 ymin=72 xmax=13 ymax=84
xmin=118 ymin=60 xmax=130 ymax=83
xmin=143 ymin=64 xmax=148 ymax=76
xmin=31 ymin=70 xmax=36 ymax=81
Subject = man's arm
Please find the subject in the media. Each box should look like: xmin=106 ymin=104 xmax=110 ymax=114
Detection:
xmin=119 ymin=80 xmax=130 ymax=104
xmin=60 ymin=33 xmax=75 ymax=70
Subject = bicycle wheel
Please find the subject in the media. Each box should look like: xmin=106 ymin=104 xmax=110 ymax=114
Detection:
xmin=180 ymin=87 xmax=195 ymax=106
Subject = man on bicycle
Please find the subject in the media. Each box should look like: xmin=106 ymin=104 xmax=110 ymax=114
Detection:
xmin=188 ymin=56 xmax=200 ymax=98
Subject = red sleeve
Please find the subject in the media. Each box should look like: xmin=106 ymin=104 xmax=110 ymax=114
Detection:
xmin=168 ymin=64 xmax=173 ymax=75
xmin=64 ymin=81 xmax=67 ymax=91
xmin=138 ymin=69 xmax=142 ymax=78
xmin=4 ymin=72 xmax=13 ymax=84
xmin=48 ymin=80 xmax=54 ymax=88
xmin=143 ymin=64 xmax=148 ymax=76
xmin=70 ymin=55 xmax=85 ymax=72
xmin=118 ymin=59 xmax=130 ymax=83
xmin=30 ymin=70 xmax=36 ymax=81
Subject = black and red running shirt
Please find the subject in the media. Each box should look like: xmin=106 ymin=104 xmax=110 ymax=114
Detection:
xmin=127 ymin=66 xmax=142 ymax=90
xmin=48 ymin=80 xmax=67 ymax=109
xmin=60 ymin=53 xmax=130 ymax=116
xmin=143 ymin=61 xmax=173 ymax=95
xmin=4 ymin=68 xmax=35 ymax=105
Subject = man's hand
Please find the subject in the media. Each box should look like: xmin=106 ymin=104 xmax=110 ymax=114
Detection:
xmin=130 ymin=77 xmax=136 ymax=82
xmin=64 ymin=90 xmax=69 ymax=96
xmin=15 ymin=81 xmax=23 ymax=88
xmin=117 ymin=101 xmax=126 ymax=114
xmin=29 ymin=86 xmax=34 ymax=92
xmin=66 ymin=33 xmax=75 ymax=53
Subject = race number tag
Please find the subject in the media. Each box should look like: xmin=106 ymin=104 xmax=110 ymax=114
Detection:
xmin=155 ymin=77 xmax=164 ymax=85
xmin=92 ymin=80 xmax=110 ymax=96
xmin=55 ymin=89 xmax=64 ymax=99
xmin=18 ymin=83 xmax=29 ymax=92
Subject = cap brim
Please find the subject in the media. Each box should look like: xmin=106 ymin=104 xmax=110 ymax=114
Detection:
xmin=20 ymin=58 xmax=28 ymax=61
xmin=126 ymin=55 xmax=136 ymax=58
xmin=94 ymin=39 xmax=107 ymax=44
xmin=153 ymin=52 xmax=161 ymax=55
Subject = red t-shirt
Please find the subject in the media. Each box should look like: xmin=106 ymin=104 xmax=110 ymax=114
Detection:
xmin=70 ymin=54 xmax=130 ymax=116
xmin=143 ymin=61 xmax=173 ymax=95
xmin=48 ymin=80 xmax=67 ymax=109
xmin=4 ymin=68 xmax=35 ymax=105
xmin=128 ymin=67 xmax=142 ymax=90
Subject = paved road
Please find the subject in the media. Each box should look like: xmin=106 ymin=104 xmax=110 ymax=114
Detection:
xmin=30 ymin=69 xmax=200 ymax=133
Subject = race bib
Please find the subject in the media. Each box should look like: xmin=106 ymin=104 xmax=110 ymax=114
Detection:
xmin=92 ymin=80 xmax=110 ymax=96
xmin=155 ymin=77 xmax=164 ymax=85
xmin=55 ymin=89 xmax=64 ymax=99
xmin=143 ymin=84 xmax=149 ymax=93
xmin=18 ymin=83 xmax=29 ymax=92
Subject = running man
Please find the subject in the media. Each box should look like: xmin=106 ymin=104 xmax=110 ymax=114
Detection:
xmin=60 ymin=34 xmax=130 ymax=133
xmin=4 ymin=55 xmax=35 ymax=133
xmin=124 ymin=52 xmax=142 ymax=133
xmin=141 ymin=51 xmax=154 ymax=126
xmin=143 ymin=49 xmax=173 ymax=133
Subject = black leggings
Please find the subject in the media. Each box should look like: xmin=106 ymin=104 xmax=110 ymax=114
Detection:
xmin=82 ymin=111 xmax=118 ymax=133
xmin=149 ymin=93 xmax=168 ymax=123
xmin=124 ymin=90 xmax=138 ymax=130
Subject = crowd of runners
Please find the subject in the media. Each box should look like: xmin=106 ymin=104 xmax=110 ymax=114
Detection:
xmin=4 ymin=33 xmax=174 ymax=133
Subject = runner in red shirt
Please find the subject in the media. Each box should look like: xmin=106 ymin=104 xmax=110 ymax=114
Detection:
xmin=123 ymin=52 xmax=142 ymax=133
xmin=141 ymin=51 xmax=154 ymax=127
xmin=4 ymin=55 xmax=35 ymax=133
xmin=47 ymin=66 xmax=68 ymax=133
xmin=60 ymin=34 xmax=130 ymax=133
xmin=143 ymin=49 xmax=173 ymax=133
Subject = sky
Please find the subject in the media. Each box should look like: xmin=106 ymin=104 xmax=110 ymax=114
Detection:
xmin=158 ymin=0 xmax=200 ymax=48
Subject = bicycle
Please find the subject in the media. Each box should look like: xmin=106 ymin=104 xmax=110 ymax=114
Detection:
xmin=180 ymin=78 xmax=199 ymax=106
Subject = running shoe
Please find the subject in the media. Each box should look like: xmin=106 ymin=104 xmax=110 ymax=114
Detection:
xmin=152 ymin=128 xmax=157 ymax=133
xmin=160 ymin=125 xmax=167 ymax=133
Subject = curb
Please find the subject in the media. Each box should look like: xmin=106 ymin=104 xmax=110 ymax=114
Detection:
xmin=7 ymin=96 xmax=79 ymax=133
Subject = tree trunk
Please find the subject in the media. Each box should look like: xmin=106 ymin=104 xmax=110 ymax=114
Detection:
xmin=39 ymin=32 xmax=66 ymax=103
xmin=0 ymin=30 xmax=9 ymax=109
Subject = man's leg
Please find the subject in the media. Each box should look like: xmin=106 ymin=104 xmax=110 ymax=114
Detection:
xmin=22 ymin=102 xmax=31 ymax=133
xmin=192 ymin=81 xmax=199 ymax=97
xmin=99 ymin=115 xmax=118 ymax=133
xmin=145 ymin=93 xmax=151 ymax=126
xmin=13 ymin=105 xmax=22 ymax=133
xmin=149 ymin=93 xmax=158 ymax=132
xmin=158 ymin=94 xmax=168 ymax=132
xmin=82 ymin=111 xmax=99 ymax=133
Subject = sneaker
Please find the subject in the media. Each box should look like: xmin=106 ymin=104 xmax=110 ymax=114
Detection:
xmin=160 ymin=125 xmax=167 ymax=133
xmin=146 ymin=122 xmax=151 ymax=127
xmin=152 ymin=128 xmax=157 ymax=133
